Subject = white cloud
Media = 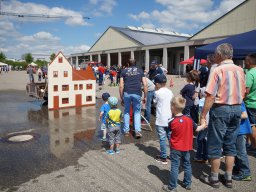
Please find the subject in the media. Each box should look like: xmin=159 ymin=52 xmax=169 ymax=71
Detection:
xmin=0 ymin=20 xmax=18 ymax=37
xmin=34 ymin=32 xmax=59 ymax=40
xmin=19 ymin=31 xmax=60 ymax=43
xmin=141 ymin=23 xmax=155 ymax=29
xmin=90 ymin=0 xmax=99 ymax=5
xmin=0 ymin=1 xmax=92 ymax=59
xmin=0 ymin=48 xmax=8 ymax=53
xmin=130 ymin=0 xmax=245 ymax=32
xmin=129 ymin=11 xmax=150 ymax=21
xmin=99 ymin=0 xmax=117 ymax=15
xmin=63 ymin=45 xmax=91 ymax=54
xmin=89 ymin=0 xmax=117 ymax=16
xmin=2 ymin=0 xmax=89 ymax=26
xmin=0 ymin=29 xmax=90 ymax=59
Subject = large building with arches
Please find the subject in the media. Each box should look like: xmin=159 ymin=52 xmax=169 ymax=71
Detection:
xmin=70 ymin=0 xmax=256 ymax=75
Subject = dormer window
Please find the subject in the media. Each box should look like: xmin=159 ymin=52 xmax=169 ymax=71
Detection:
xmin=58 ymin=57 xmax=63 ymax=63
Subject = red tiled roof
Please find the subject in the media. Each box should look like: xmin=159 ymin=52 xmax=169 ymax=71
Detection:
xmin=72 ymin=68 xmax=96 ymax=81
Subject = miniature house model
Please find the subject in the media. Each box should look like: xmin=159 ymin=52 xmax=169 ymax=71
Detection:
xmin=48 ymin=51 xmax=96 ymax=110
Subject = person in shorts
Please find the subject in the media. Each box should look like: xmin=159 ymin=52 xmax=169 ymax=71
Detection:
xmin=200 ymin=43 xmax=245 ymax=188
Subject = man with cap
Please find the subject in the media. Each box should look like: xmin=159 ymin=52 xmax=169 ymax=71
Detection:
xmin=148 ymin=60 xmax=163 ymax=82
xmin=119 ymin=58 xmax=148 ymax=138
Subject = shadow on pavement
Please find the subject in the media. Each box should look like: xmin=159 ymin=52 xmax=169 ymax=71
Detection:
xmin=135 ymin=143 xmax=160 ymax=158
xmin=148 ymin=165 xmax=169 ymax=185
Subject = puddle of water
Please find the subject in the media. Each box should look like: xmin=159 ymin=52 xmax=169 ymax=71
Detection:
xmin=8 ymin=134 xmax=34 ymax=142
xmin=0 ymin=90 xmax=158 ymax=189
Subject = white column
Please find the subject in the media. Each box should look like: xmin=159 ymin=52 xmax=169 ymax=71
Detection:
xmin=76 ymin=56 xmax=79 ymax=68
xmin=118 ymin=52 xmax=122 ymax=67
xmin=184 ymin=45 xmax=189 ymax=60
xmin=130 ymin=50 xmax=134 ymax=59
xmin=163 ymin=47 xmax=168 ymax=69
xmin=145 ymin=49 xmax=150 ymax=71
xmin=107 ymin=53 xmax=111 ymax=67
xmin=89 ymin=55 xmax=92 ymax=61
xmin=98 ymin=54 xmax=101 ymax=63
xmin=71 ymin=57 xmax=73 ymax=65
xmin=184 ymin=45 xmax=189 ymax=75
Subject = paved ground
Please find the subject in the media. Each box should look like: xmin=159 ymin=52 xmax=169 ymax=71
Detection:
xmin=0 ymin=71 xmax=255 ymax=192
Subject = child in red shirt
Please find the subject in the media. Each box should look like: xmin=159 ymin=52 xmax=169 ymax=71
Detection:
xmin=163 ymin=95 xmax=204 ymax=192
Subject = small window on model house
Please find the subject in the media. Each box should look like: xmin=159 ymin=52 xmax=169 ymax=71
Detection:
xmin=62 ymin=85 xmax=69 ymax=91
xmin=86 ymin=84 xmax=93 ymax=90
xmin=74 ymin=84 xmax=78 ymax=90
xmin=53 ymin=71 xmax=58 ymax=78
xmin=79 ymin=84 xmax=83 ymax=90
xmin=64 ymin=71 xmax=68 ymax=77
xmin=86 ymin=96 xmax=92 ymax=102
xmin=54 ymin=85 xmax=58 ymax=92
xmin=58 ymin=57 xmax=63 ymax=63
xmin=62 ymin=98 xmax=69 ymax=104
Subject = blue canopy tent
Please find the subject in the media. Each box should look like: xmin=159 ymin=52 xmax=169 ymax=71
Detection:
xmin=195 ymin=29 xmax=256 ymax=60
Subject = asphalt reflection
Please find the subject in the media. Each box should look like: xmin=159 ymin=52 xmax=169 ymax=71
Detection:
xmin=0 ymin=90 xmax=158 ymax=189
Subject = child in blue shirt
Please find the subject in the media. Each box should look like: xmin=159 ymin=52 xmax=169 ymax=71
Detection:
xmin=232 ymin=102 xmax=252 ymax=181
xmin=99 ymin=92 xmax=111 ymax=141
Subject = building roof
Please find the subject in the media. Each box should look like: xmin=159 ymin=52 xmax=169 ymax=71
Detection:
xmin=112 ymin=26 xmax=189 ymax=46
xmin=72 ymin=69 xmax=96 ymax=81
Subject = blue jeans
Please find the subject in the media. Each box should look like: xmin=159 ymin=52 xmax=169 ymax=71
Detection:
xmin=196 ymin=129 xmax=208 ymax=160
xmin=169 ymin=149 xmax=192 ymax=189
xmin=234 ymin=135 xmax=251 ymax=176
xmin=144 ymin=91 xmax=155 ymax=122
xmin=123 ymin=92 xmax=141 ymax=133
xmin=207 ymin=105 xmax=241 ymax=158
xmin=29 ymin=74 xmax=34 ymax=83
xmin=98 ymin=73 xmax=103 ymax=85
xmin=155 ymin=125 xmax=170 ymax=159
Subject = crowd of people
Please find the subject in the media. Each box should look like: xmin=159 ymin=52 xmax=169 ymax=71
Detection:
xmin=0 ymin=65 xmax=11 ymax=73
xmin=26 ymin=65 xmax=47 ymax=83
xmin=98 ymin=43 xmax=256 ymax=191
xmin=89 ymin=64 xmax=123 ymax=86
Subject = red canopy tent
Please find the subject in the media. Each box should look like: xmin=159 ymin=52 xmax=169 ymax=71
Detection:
xmin=179 ymin=56 xmax=207 ymax=65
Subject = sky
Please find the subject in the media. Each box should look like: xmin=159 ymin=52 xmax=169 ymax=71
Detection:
xmin=0 ymin=0 xmax=245 ymax=60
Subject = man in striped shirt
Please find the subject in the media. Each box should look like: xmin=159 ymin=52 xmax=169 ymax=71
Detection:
xmin=199 ymin=43 xmax=246 ymax=188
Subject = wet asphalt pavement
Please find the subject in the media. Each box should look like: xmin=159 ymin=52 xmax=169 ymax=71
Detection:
xmin=0 ymin=72 xmax=255 ymax=192
xmin=0 ymin=90 xmax=159 ymax=191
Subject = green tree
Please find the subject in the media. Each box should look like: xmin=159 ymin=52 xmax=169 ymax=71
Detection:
xmin=24 ymin=53 xmax=34 ymax=63
xmin=50 ymin=53 xmax=56 ymax=61
xmin=35 ymin=59 xmax=48 ymax=67
xmin=0 ymin=51 xmax=6 ymax=61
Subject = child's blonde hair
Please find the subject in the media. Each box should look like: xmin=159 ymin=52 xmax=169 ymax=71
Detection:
xmin=171 ymin=95 xmax=186 ymax=112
